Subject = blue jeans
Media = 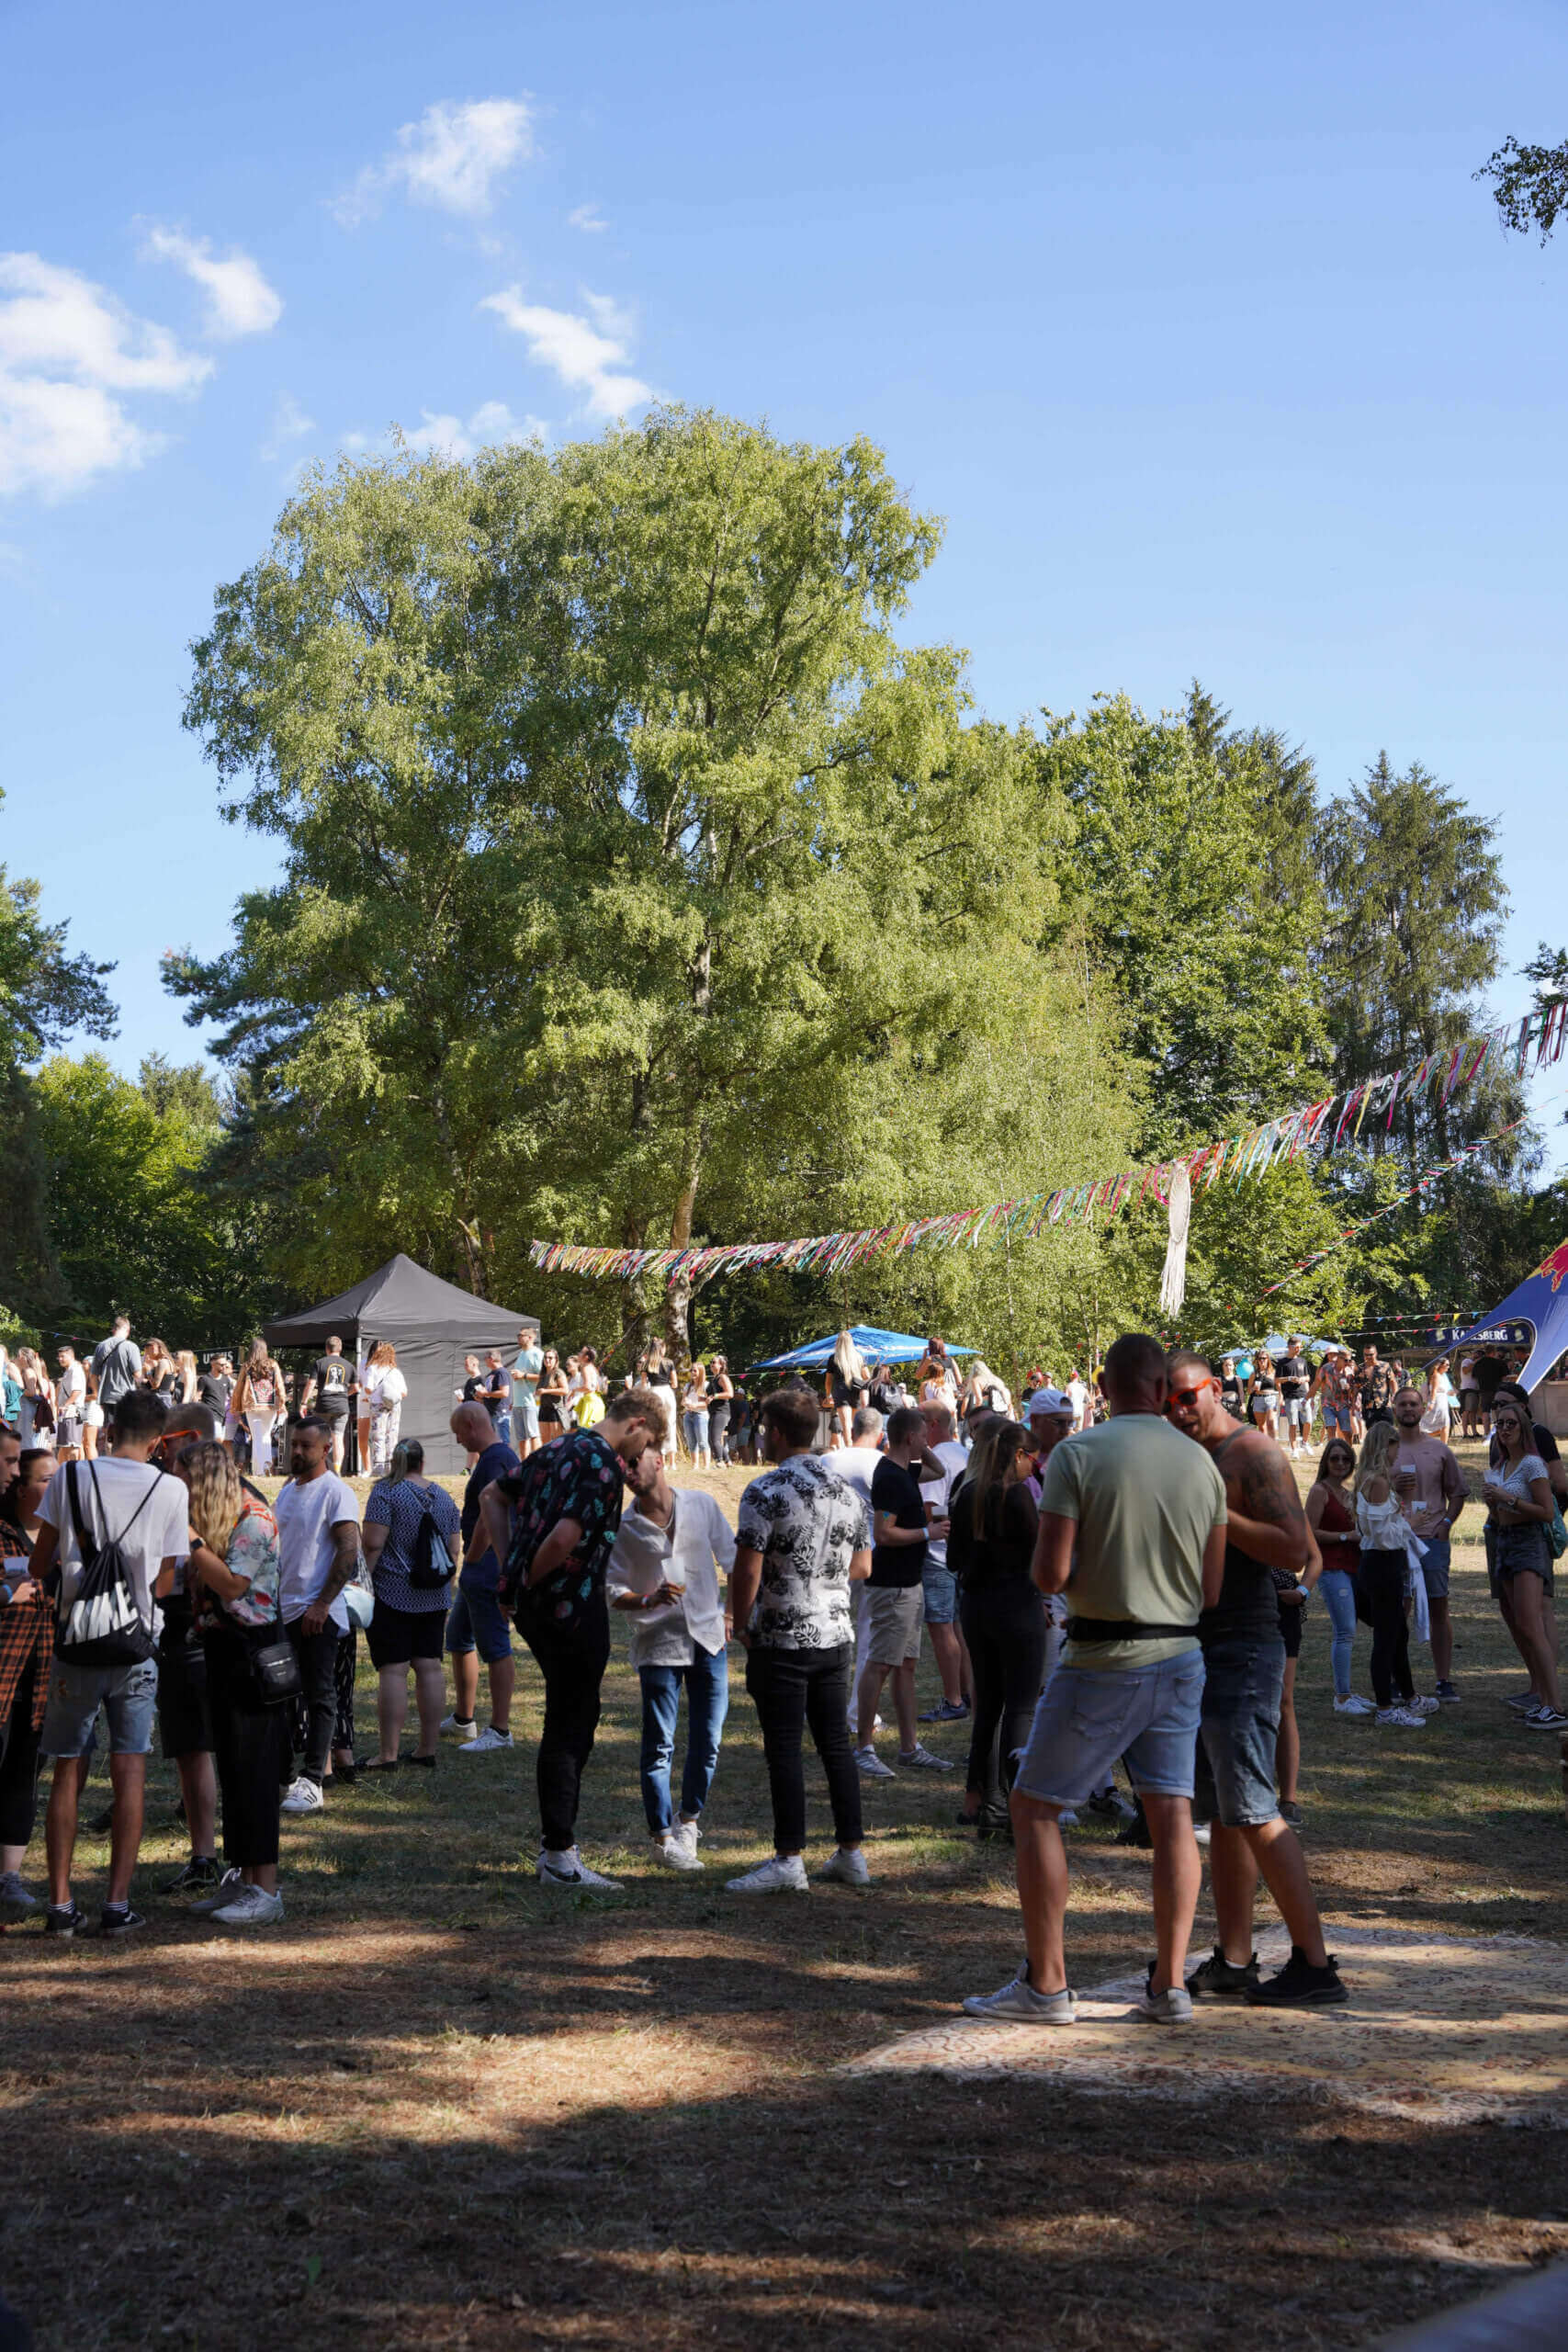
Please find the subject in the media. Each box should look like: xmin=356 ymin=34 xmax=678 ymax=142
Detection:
xmin=682 ymin=1409 xmax=708 ymax=1454
xmin=638 ymin=1650 xmax=729 ymax=1835
xmin=1317 ymin=1566 xmax=1358 ymax=1699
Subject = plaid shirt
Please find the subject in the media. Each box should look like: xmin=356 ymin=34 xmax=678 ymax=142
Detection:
xmin=0 ymin=1522 xmax=52 ymax=1731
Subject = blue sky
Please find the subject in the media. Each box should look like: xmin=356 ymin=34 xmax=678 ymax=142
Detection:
xmin=5 ymin=0 xmax=1568 ymax=1104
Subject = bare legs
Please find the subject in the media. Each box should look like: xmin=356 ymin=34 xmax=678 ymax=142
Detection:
xmin=1208 ymin=1815 xmax=1328 ymax=1969
xmin=1275 ymin=1657 xmax=1299 ymax=1806
xmin=1010 ymin=1788 xmax=1199 ymax=1996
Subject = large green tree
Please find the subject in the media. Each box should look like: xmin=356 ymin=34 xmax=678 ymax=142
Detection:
xmin=171 ymin=410 xmax=1139 ymax=1363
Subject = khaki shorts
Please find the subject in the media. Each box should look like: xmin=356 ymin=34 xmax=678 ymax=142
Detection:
xmin=863 ymin=1584 xmax=924 ymax=1667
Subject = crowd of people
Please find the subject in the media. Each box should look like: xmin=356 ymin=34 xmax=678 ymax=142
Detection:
xmin=0 ymin=1312 xmax=1560 ymax=2019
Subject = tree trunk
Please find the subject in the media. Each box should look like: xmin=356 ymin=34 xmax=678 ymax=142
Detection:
xmin=664 ymin=1145 xmax=705 ymax=1374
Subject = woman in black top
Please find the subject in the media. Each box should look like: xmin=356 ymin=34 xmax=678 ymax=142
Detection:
xmin=825 ymin=1330 xmax=870 ymax=1446
xmin=951 ymin=1420 xmax=1042 ymax=1832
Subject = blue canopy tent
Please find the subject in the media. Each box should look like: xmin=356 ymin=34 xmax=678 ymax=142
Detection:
xmin=751 ymin=1325 xmax=976 ymax=1372
xmin=1425 ymin=1239 xmax=1568 ymax=1393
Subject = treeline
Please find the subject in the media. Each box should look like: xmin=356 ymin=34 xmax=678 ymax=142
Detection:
xmin=4 ymin=409 xmax=1563 ymax=1374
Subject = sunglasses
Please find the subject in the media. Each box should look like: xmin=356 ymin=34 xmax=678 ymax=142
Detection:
xmin=1165 ymin=1381 xmax=1213 ymax=1411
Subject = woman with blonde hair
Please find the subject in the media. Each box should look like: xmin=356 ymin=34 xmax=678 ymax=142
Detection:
xmin=682 ymin=1358 xmax=712 ymax=1465
xmin=639 ymin=1339 xmax=679 ymax=1465
xmin=12 ymin=1349 xmax=54 ymax=1449
xmin=1352 ymin=1420 xmax=1431 ymax=1728
xmin=825 ymin=1330 xmax=869 ymax=1447
xmin=181 ymin=1441 xmax=290 ymax=1926
xmin=139 ymin=1339 xmax=177 ymax=1402
xmin=362 ymin=1341 xmax=408 ymax=1476
xmin=174 ymin=1350 xmax=199 ymax=1407
xmin=231 ymin=1340 xmax=288 ymax=1476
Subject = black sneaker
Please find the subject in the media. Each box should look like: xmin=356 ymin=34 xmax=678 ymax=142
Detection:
xmin=1113 ymin=1810 xmax=1153 ymax=1850
xmin=1244 ymin=1945 xmax=1348 ymax=2007
xmin=1434 ymin=1679 xmax=1460 ymax=1703
xmin=1279 ymin=1799 xmax=1303 ymax=1828
xmin=1185 ymin=1945 xmax=1260 ymax=2000
xmin=97 ymin=1905 xmax=146 ymax=1939
xmin=164 ymin=1856 xmax=222 ymax=1894
xmin=45 ymin=1901 xmax=90 ymax=1940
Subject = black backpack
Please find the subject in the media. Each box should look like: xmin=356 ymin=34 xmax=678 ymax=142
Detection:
xmin=56 ymin=1462 xmax=164 ymax=1668
xmin=408 ymin=1488 xmax=457 ymax=1590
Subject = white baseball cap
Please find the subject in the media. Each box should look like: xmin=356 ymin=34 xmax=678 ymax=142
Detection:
xmin=1027 ymin=1386 xmax=1074 ymax=1418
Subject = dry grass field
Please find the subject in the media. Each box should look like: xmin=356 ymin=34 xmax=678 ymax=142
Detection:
xmin=1 ymin=1442 xmax=1564 ymax=2349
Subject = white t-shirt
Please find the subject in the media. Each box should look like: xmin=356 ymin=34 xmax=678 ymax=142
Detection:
xmin=833 ymin=1445 xmax=885 ymax=1515
xmin=922 ymin=1440 xmax=970 ymax=1569
xmin=38 ymin=1457 xmax=189 ymax=1634
xmin=57 ymin=1362 xmax=86 ymax=1416
xmin=273 ymin=1471 xmax=361 ymax=1629
xmin=1067 ymin=1379 xmax=1089 ymax=1419
xmin=365 ymin=1366 xmax=408 ymax=1411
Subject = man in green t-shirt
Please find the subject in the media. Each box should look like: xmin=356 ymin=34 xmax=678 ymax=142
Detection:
xmin=963 ymin=1332 xmax=1227 ymax=2030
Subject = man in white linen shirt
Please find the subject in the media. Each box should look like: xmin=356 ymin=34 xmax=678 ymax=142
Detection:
xmin=606 ymin=1442 xmax=737 ymax=1871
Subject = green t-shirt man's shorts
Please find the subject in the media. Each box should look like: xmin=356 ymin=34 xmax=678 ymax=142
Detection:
xmin=1011 ymin=1416 xmax=1226 ymax=1810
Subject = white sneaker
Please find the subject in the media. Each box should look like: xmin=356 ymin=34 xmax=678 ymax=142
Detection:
xmin=1056 ymin=1808 xmax=1080 ymax=1828
xmin=1193 ymin=1821 xmax=1211 ymax=1847
xmin=726 ymin=1853 xmax=809 ymax=1894
xmin=536 ymin=1848 xmax=623 ymax=1892
xmin=1405 ymin=1694 xmax=1441 ymax=1715
xmin=1334 ymin=1694 xmax=1375 ymax=1716
xmin=211 ymin=1883 xmax=285 ymax=1927
xmin=814 ymin=1847 xmax=872 ymax=1888
xmin=897 ymin=1743 xmax=953 ymax=1772
xmin=1376 ymin=1706 xmax=1425 ymax=1728
xmin=654 ymin=1834 xmax=705 ymax=1872
xmin=1130 ymin=1984 xmax=1193 ymax=2025
xmin=458 ymin=1725 xmax=514 ymax=1752
xmin=854 ymin=1746 xmax=897 ymax=1779
xmin=440 ymin=1713 xmax=476 ymax=1737
xmin=189 ymin=1867 xmax=245 ymax=1917
xmin=280 ymin=1777 xmax=325 ymax=1814
xmin=673 ymin=1817 xmax=703 ymax=1860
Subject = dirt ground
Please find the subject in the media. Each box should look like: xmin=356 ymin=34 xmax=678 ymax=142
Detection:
xmin=2 ymin=1442 xmax=1565 ymax=2349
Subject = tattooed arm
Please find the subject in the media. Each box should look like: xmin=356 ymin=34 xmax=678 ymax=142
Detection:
xmin=1220 ymin=1430 xmax=1312 ymax=1572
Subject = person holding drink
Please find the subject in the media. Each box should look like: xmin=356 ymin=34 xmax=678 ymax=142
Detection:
xmin=605 ymin=1440 xmax=737 ymax=1869
xmin=1483 ymin=1397 xmax=1564 ymax=1730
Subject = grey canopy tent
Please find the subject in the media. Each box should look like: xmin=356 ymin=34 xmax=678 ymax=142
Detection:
xmin=263 ymin=1254 xmax=538 ymax=1476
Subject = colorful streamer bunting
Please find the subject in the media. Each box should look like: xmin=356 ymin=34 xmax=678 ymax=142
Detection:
xmin=529 ymin=998 xmax=1566 ymax=1290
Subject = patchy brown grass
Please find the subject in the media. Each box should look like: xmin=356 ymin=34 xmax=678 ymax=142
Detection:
xmin=2 ymin=1449 xmax=1564 ymax=2348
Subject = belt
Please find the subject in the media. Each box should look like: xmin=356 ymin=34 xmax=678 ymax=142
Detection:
xmin=1066 ymin=1617 xmax=1198 ymax=1643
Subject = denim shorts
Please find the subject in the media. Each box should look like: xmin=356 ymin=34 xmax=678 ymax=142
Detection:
xmin=920 ymin=1561 xmax=958 ymax=1625
xmin=1418 ymin=1533 xmax=1451 ymax=1601
xmin=446 ymin=1561 xmax=515 ymax=1665
xmin=1194 ymin=1633 xmax=1286 ymax=1829
xmin=40 ymin=1657 xmax=159 ymax=1759
xmin=1012 ymin=1649 xmax=1205 ymax=1808
xmin=1493 ymin=1521 xmax=1554 ymax=1594
xmin=1323 ymin=1406 xmax=1352 ymax=1436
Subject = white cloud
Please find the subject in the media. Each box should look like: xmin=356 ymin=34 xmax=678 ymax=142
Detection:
xmin=568 ymin=203 xmax=608 ymax=233
xmin=480 ymin=285 xmax=651 ymax=418
xmin=402 ymin=400 xmax=546 ymax=460
xmin=259 ymin=390 xmax=315 ymax=463
xmin=141 ymin=226 xmax=282 ymax=338
xmin=0 ymin=251 xmax=210 ymax=497
xmin=336 ymin=97 xmax=534 ymax=225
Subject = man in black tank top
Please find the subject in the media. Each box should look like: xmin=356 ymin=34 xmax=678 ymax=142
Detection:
xmin=1166 ymin=1350 xmax=1347 ymax=2008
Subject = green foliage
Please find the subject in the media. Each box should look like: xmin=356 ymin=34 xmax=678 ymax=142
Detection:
xmin=29 ymin=1054 xmax=269 ymax=1342
xmin=1474 ymin=135 xmax=1568 ymax=244
xmin=172 ymin=409 xmax=1140 ymax=1362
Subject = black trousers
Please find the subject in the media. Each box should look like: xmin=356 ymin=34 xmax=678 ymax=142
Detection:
xmin=1361 ymin=1547 xmax=1413 ymax=1708
xmin=520 ymin=1591 xmax=611 ymax=1852
xmin=744 ymin=1640 xmax=862 ymax=1855
xmin=287 ymin=1618 xmax=341 ymax=1781
xmin=203 ymin=1631 xmax=290 ymax=1868
xmin=333 ymin=1626 xmax=358 ymax=1756
xmin=0 ymin=1665 xmax=42 ymax=1849
xmin=960 ymin=1578 xmax=1047 ymax=1809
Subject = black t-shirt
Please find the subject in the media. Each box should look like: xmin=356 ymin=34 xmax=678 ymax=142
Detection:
xmin=1199 ymin=1433 xmax=1285 ymax=1644
xmin=461 ymin=1374 xmax=487 ymax=1404
xmin=1279 ymin=1353 xmax=1307 ymax=1399
xmin=869 ymin=1456 xmax=928 ymax=1588
xmin=1219 ymin=1374 xmax=1244 ymax=1418
xmin=948 ymin=1478 xmax=1036 ymax=1589
xmin=313 ymin=1354 xmax=354 ymax=1413
xmin=197 ymin=1372 xmax=231 ymax=1412
xmin=1474 ymin=1353 xmax=1505 ymax=1406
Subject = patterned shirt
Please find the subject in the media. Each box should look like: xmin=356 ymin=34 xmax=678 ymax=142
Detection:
xmin=736 ymin=1454 xmax=870 ymax=1652
xmin=364 ymin=1476 xmax=462 ymax=1613
xmin=0 ymin=1520 xmax=51 ymax=1729
xmin=192 ymin=1494 xmax=283 ymax=1632
xmin=1359 ymin=1362 xmax=1393 ymax=1413
xmin=500 ymin=1429 xmax=625 ymax=1628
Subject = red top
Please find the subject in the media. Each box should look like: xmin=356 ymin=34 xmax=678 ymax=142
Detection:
xmin=1316 ymin=1487 xmax=1360 ymax=1568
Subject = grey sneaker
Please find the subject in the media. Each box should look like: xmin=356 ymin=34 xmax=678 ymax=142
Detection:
xmin=897 ymin=1743 xmax=953 ymax=1772
xmin=189 ymin=1868 xmax=245 ymax=1917
xmin=0 ymin=1871 xmax=39 ymax=1925
xmin=963 ymin=1969 xmax=1077 ymax=2025
xmin=1131 ymin=1984 xmax=1193 ymax=2025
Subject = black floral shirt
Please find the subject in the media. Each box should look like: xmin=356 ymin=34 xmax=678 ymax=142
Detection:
xmin=736 ymin=1455 xmax=870 ymax=1652
xmin=499 ymin=1429 xmax=625 ymax=1629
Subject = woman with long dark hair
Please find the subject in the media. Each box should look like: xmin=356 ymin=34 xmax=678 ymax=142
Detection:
xmin=706 ymin=1355 xmax=735 ymax=1464
xmin=1484 ymin=1395 xmax=1563 ymax=1729
xmin=952 ymin=1419 xmax=1043 ymax=1833
xmin=1305 ymin=1435 xmax=1371 ymax=1716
